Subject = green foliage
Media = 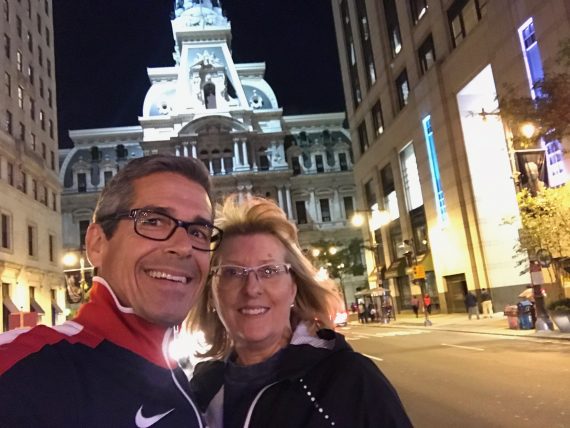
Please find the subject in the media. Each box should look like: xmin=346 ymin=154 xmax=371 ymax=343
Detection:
xmin=309 ymin=238 xmax=364 ymax=279
xmin=515 ymin=186 xmax=570 ymax=258
xmin=498 ymin=38 xmax=570 ymax=149
xmin=547 ymin=298 xmax=570 ymax=314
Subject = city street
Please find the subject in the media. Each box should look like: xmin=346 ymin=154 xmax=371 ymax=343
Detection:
xmin=341 ymin=324 xmax=569 ymax=428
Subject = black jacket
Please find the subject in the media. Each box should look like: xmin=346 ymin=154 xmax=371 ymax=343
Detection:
xmin=0 ymin=279 xmax=203 ymax=428
xmin=190 ymin=326 xmax=412 ymax=428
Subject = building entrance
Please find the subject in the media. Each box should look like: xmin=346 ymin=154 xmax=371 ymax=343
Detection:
xmin=445 ymin=274 xmax=468 ymax=313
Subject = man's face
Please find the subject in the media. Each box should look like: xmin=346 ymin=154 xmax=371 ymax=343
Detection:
xmin=87 ymin=172 xmax=212 ymax=326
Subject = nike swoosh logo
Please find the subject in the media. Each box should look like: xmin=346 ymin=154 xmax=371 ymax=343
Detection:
xmin=135 ymin=405 xmax=175 ymax=428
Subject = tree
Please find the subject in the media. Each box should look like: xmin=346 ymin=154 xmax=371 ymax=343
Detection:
xmin=308 ymin=238 xmax=365 ymax=278
xmin=498 ymin=39 xmax=570 ymax=149
xmin=508 ymin=186 xmax=570 ymax=291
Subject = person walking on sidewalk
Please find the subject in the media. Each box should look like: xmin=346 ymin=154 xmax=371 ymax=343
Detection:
xmin=423 ymin=293 xmax=432 ymax=315
xmin=465 ymin=291 xmax=480 ymax=320
xmin=480 ymin=288 xmax=493 ymax=318
xmin=411 ymin=295 xmax=420 ymax=318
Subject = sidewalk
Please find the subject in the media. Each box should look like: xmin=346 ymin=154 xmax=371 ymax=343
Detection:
xmin=348 ymin=311 xmax=570 ymax=341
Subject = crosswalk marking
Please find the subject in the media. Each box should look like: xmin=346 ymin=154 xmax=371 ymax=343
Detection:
xmin=441 ymin=343 xmax=485 ymax=351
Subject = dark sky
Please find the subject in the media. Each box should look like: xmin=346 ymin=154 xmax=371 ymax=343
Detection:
xmin=53 ymin=0 xmax=345 ymax=149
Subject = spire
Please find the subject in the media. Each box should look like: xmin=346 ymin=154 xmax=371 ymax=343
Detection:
xmin=173 ymin=0 xmax=227 ymax=26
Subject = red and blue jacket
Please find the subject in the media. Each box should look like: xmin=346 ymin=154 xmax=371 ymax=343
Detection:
xmin=0 ymin=277 xmax=203 ymax=428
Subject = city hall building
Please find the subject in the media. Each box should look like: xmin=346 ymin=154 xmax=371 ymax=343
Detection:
xmin=59 ymin=2 xmax=365 ymax=307
xmin=331 ymin=0 xmax=570 ymax=312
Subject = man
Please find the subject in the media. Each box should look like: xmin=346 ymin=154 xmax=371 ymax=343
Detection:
xmin=464 ymin=290 xmax=480 ymax=320
xmin=480 ymin=288 xmax=493 ymax=318
xmin=0 ymin=155 xmax=221 ymax=427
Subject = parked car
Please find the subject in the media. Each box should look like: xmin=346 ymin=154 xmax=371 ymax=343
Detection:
xmin=334 ymin=310 xmax=348 ymax=327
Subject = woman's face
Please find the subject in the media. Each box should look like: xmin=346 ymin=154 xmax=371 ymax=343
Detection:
xmin=211 ymin=233 xmax=297 ymax=364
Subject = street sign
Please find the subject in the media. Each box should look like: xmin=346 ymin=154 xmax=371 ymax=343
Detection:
xmin=412 ymin=265 xmax=426 ymax=280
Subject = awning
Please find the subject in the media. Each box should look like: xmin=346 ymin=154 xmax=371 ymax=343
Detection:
xmin=51 ymin=299 xmax=63 ymax=314
xmin=2 ymin=296 xmax=19 ymax=313
xmin=384 ymin=258 xmax=407 ymax=279
xmin=30 ymin=298 xmax=45 ymax=314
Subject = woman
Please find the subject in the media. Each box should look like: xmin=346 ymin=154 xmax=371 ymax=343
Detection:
xmin=188 ymin=195 xmax=412 ymax=428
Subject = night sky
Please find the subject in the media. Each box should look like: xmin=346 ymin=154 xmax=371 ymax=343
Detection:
xmin=53 ymin=0 xmax=346 ymax=149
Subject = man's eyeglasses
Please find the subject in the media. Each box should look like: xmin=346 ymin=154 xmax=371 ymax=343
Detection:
xmin=211 ymin=263 xmax=292 ymax=285
xmin=110 ymin=208 xmax=223 ymax=252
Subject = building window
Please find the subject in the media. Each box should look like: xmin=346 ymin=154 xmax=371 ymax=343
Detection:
xmin=46 ymin=59 xmax=51 ymax=77
xmin=292 ymin=156 xmax=301 ymax=175
xmin=3 ymin=72 xmax=10 ymax=97
xmin=77 ymin=173 xmax=87 ymax=193
xmin=384 ymin=0 xmax=402 ymax=57
xmin=17 ymin=85 xmax=23 ymax=108
xmin=5 ymin=110 xmax=12 ymax=134
xmin=3 ymin=34 xmax=9 ymax=58
xmin=396 ymin=69 xmax=410 ymax=109
xmin=27 ymin=224 xmax=37 ymax=257
xmin=341 ymin=0 xmax=362 ymax=107
xmin=3 ymin=0 xmax=8 ymax=22
xmin=400 ymin=143 xmax=423 ymax=210
xmin=52 ymin=191 xmax=57 ymax=211
xmin=358 ymin=121 xmax=369 ymax=154
xmin=381 ymin=164 xmax=399 ymax=220
xmin=37 ymin=12 xmax=42 ymax=33
xmin=355 ymin=0 xmax=376 ymax=86
xmin=39 ymin=78 xmax=44 ymax=98
xmin=372 ymin=101 xmax=384 ymax=137
xmin=50 ymin=150 xmax=55 ymax=170
xmin=42 ymin=186 xmax=48 ymax=206
xmin=29 ymin=97 xmax=35 ymax=119
xmin=45 ymin=0 xmax=49 ymax=15
xmin=418 ymin=35 xmax=436 ymax=75
xmin=30 ymin=132 xmax=36 ymax=150
xmin=20 ymin=170 xmax=27 ymax=193
xmin=26 ymin=31 xmax=32 ymax=52
xmin=295 ymin=201 xmax=307 ymax=225
xmin=16 ymin=50 xmax=22 ymax=71
xmin=47 ymin=88 xmax=52 ymax=107
xmin=48 ymin=119 xmax=53 ymax=139
xmin=39 ymin=110 xmax=45 ymax=129
xmin=422 ymin=115 xmax=448 ymax=225
xmin=448 ymin=0 xmax=488 ymax=48
xmin=518 ymin=18 xmax=544 ymax=99
xmin=26 ymin=0 xmax=31 ymax=18
xmin=32 ymin=178 xmax=37 ymax=200
xmin=27 ymin=65 xmax=34 ymax=85
xmin=315 ymin=154 xmax=324 ymax=173
xmin=104 ymin=170 xmax=113 ymax=185
xmin=409 ymin=0 xmax=428 ymax=24
xmin=339 ymin=153 xmax=348 ymax=171
xmin=319 ymin=199 xmax=331 ymax=222
xmin=343 ymin=196 xmax=354 ymax=220
xmin=38 ymin=46 xmax=42 ymax=66
xmin=7 ymin=161 xmax=13 ymax=185
xmin=16 ymin=16 xmax=21 ymax=37
xmin=45 ymin=27 xmax=50 ymax=46
xmin=79 ymin=220 xmax=89 ymax=249
xmin=49 ymin=234 xmax=55 ymax=262
xmin=19 ymin=122 xmax=25 ymax=142
xmin=1 ymin=213 xmax=10 ymax=249
xmin=41 ymin=142 xmax=46 ymax=159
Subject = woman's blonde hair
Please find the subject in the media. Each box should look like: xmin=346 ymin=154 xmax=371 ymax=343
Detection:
xmin=187 ymin=194 xmax=343 ymax=359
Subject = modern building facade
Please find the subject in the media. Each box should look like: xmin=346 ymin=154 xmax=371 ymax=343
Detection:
xmin=59 ymin=1 xmax=365 ymax=307
xmin=331 ymin=0 xmax=570 ymax=312
xmin=0 ymin=0 xmax=64 ymax=331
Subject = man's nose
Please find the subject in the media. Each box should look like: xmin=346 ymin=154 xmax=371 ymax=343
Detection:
xmin=166 ymin=225 xmax=194 ymax=256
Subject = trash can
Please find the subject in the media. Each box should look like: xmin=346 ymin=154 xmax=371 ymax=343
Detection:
xmin=517 ymin=301 xmax=534 ymax=329
xmin=504 ymin=305 xmax=519 ymax=329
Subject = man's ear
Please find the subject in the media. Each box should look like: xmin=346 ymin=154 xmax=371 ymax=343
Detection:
xmin=85 ymin=223 xmax=107 ymax=269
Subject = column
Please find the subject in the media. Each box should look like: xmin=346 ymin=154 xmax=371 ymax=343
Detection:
xmin=191 ymin=141 xmax=197 ymax=158
xmin=308 ymin=188 xmax=317 ymax=223
xmin=182 ymin=142 xmax=189 ymax=157
xmin=332 ymin=189 xmax=341 ymax=222
xmin=208 ymin=159 xmax=214 ymax=175
xmin=277 ymin=187 xmax=284 ymax=211
xmin=175 ymin=146 xmax=181 ymax=157
xmin=220 ymin=157 xmax=226 ymax=175
xmin=241 ymin=139 xmax=249 ymax=169
xmin=233 ymin=138 xmax=241 ymax=166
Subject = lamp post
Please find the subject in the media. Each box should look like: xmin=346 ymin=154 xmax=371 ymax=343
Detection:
xmin=63 ymin=250 xmax=92 ymax=304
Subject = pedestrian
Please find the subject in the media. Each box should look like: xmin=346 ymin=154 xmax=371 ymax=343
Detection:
xmin=188 ymin=195 xmax=412 ymax=427
xmin=411 ymin=295 xmax=420 ymax=318
xmin=358 ymin=301 xmax=367 ymax=323
xmin=368 ymin=302 xmax=376 ymax=322
xmin=0 ymin=155 xmax=219 ymax=427
xmin=423 ymin=293 xmax=432 ymax=315
xmin=480 ymin=288 xmax=493 ymax=318
xmin=465 ymin=291 xmax=480 ymax=320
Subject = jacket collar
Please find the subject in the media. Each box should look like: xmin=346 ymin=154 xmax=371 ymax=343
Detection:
xmin=73 ymin=277 xmax=177 ymax=369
